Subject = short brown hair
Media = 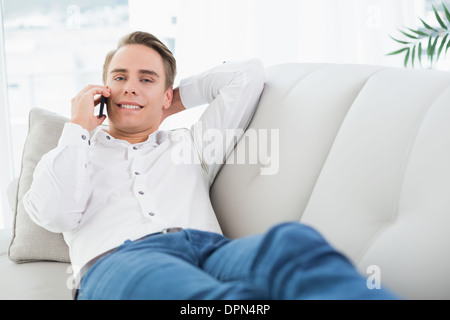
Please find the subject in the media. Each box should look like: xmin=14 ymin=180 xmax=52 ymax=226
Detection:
xmin=103 ymin=31 xmax=177 ymax=89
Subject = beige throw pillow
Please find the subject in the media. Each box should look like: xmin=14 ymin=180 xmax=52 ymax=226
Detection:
xmin=8 ymin=108 xmax=70 ymax=263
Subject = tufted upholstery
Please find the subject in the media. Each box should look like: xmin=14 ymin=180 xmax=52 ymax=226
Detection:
xmin=211 ymin=63 xmax=450 ymax=300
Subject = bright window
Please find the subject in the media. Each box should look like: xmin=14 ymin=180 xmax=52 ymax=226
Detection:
xmin=4 ymin=0 xmax=131 ymax=174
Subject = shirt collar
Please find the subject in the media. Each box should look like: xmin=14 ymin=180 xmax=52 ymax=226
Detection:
xmin=91 ymin=127 xmax=168 ymax=148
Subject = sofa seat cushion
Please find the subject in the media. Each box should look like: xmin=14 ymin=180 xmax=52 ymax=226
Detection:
xmin=0 ymin=228 xmax=71 ymax=300
xmin=0 ymin=256 xmax=72 ymax=300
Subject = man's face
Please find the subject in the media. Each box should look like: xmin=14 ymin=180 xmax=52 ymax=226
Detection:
xmin=105 ymin=44 xmax=172 ymax=136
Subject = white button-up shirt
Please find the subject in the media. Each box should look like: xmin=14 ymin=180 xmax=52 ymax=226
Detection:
xmin=24 ymin=60 xmax=265 ymax=275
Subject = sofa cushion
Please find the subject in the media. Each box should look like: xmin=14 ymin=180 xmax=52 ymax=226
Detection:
xmin=0 ymin=256 xmax=72 ymax=300
xmin=211 ymin=63 xmax=450 ymax=300
xmin=211 ymin=63 xmax=384 ymax=237
xmin=8 ymin=108 xmax=70 ymax=263
xmin=300 ymin=67 xmax=450 ymax=299
xmin=0 ymin=227 xmax=72 ymax=300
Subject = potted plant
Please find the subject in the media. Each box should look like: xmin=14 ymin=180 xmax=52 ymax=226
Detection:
xmin=388 ymin=2 xmax=450 ymax=68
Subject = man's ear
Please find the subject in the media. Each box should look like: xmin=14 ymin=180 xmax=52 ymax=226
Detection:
xmin=163 ymin=86 xmax=174 ymax=110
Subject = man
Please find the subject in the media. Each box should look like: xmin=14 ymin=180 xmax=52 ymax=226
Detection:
xmin=24 ymin=31 xmax=397 ymax=300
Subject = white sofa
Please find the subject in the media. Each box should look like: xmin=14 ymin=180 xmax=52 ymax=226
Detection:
xmin=2 ymin=62 xmax=450 ymax=300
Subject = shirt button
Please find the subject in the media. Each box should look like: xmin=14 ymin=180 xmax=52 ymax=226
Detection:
xmin=135 ymin=172 xmax=141 ymax=176
xmin=148 ymin=212 xmax=155 ymax=217
xmin=106 ymin=136 xmax=111 ymax=140
xmin=81 ymin=135 xmax=87 ymax=140
xmin=138 ymin=191 xmax=145 ymax=195
xmin=133 ymin=146 xmax=138 ymax=150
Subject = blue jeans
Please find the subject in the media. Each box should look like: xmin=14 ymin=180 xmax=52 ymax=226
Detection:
xmin=77 ymin=222 xmax=398 ymax=300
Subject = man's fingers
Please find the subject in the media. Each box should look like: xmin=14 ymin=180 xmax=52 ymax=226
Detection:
xmin=93 ymin=87 xmax=111 ymax=98
xmin=96 ymin=114 xmax=107 ymax=122
xmin=78 ymin=85 xmax=111 ymax=98
xmin=94 ymin=95 xmax=103 ymax=106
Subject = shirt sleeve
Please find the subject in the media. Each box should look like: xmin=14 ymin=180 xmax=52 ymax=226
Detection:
xmin=23 ymin=122 xmax=91 ymax=233
xmin=179 ymin=59 xmax=265 ymax=183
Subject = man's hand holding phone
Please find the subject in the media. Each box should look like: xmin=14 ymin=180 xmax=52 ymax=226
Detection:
xmin=71 ymin=85 xmax=111 ymax=132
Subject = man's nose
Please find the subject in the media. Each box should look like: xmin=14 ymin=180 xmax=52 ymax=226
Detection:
xmin=124 ymin=88 xmax=137 ymax=95
xmin=124 ymin=81 xmax=138 ymax=95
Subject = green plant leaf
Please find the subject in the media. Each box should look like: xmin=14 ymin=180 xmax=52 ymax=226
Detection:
xmin=387 ymin=47 xmax=410 ymax=56
xmin=428 ymin=36 xmax=440 ymax=67
xmin=418 ymin=42 xmax=423 ymax=67
xmin=404 ymin=48 xmax=410 ymax=67
xmin=399 ymin=28 xmax=420 ymax=39
xmin=446 ymin=38 xmax=450 ymax=56
xmin=388 ymin=4 xmax=450 ymax=68
xmin=443 ymin=2 xmax=450 ymax=24
xmin=389 ymin=35 xmax=410 ymax=45
xmin=407 ymin=28 xmax=429 ymax=37
xmin=433 ymin=5 xmax=448 ymax=29
xmin=438 ymin=33 xmax=449 ymax=59
xmin=427 ymin=36 xmax=432 ymax=57
xmin=420 ymin=18 xmax=438 ymax=32
xmin=432 ymin=36 xmax=439 ymax=50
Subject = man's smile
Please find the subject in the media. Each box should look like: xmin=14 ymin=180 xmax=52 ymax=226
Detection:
xmin=117 ymin=102 xmax=144 ymax=110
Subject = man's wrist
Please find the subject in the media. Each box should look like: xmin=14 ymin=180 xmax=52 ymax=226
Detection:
xmin=60 ymin=122 xmax=91 ymax=147
xmin=171 ymin=87 xmax=185 ymax=111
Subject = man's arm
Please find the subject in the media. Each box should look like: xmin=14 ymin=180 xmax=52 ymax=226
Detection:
xmin=23 ymin=86 xmax=105 ymax=233
xmin=179 ymin=59 xmax=265 ymax=182
xmin=23 ymin=123 xmax=92 ymax=233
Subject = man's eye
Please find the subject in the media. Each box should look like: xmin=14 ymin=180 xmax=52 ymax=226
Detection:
xmin=142 ymin=78 xmax=153 ymax=83
xmin=114 ymin=76 xmax=125 ymax=81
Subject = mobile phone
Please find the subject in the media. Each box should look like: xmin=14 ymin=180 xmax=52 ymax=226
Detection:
xmin=99 ymin=95 xmax=106 ymax=117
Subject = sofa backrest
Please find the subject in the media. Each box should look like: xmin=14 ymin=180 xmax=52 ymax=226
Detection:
xmin=210 ymin=63 xmax=450 ymax=299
